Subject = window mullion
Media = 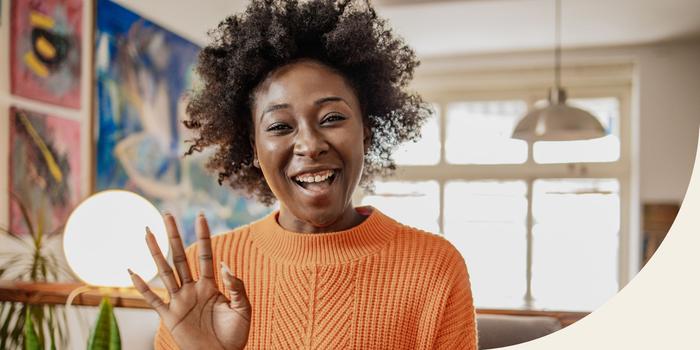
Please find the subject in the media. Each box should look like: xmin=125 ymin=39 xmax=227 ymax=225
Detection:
xmin=525 ymin=177 xmax=534 ymax=309
xmin=439 ymin=180 xmax=445 ymax=235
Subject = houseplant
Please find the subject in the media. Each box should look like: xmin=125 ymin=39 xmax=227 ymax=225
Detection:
xmin=0 ymin=192 xmax=71 ymax=349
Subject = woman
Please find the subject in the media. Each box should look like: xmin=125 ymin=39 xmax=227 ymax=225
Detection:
xmin=129 ymin=0 xmax=478 ymax=349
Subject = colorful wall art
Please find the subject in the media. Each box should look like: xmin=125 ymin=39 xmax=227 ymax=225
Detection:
xmin=9 ymin=107 xmax=82 ymax=237
xmin=95 ymin=0 xmax=270 ymax=244
xmin=10 ymin=0 xmax=82 ymax=108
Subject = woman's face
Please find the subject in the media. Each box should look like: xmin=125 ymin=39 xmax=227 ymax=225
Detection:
xmin=251 ymin=60 xmax=369 ymax=231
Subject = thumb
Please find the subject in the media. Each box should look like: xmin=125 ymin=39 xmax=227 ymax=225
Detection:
xmin=220 ymin=262 xmax=252 ymax=317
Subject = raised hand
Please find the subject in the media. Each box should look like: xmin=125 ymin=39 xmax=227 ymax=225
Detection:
xmin=129 ymin=213 xmax=251 ymax=350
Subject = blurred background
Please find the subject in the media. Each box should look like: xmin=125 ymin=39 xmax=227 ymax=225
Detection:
xmin=0 ymin=0 xmax=698 ymax=348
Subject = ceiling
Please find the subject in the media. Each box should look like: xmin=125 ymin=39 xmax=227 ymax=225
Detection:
xmin=113 ymin=0 xmax=700 ymax=57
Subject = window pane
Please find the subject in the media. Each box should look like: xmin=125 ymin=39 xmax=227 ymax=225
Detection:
xmin=444 ymin=180 xmax=528 ymax=308
xmin=534 ymin=97 xmax=621 ymax=164
xmin=446 ymin=100 xmax=528 ymax=164
xmin=394 ymin=105 xmax=441 ymax=165
xmin=361 ymin=181 xmax=439 ymax=233
xmin=532 ymin=178 xmax=620 ymax=311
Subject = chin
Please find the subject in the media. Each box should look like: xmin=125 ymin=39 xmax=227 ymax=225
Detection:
xmin=302 ymin=206 xmax=346 ymax=228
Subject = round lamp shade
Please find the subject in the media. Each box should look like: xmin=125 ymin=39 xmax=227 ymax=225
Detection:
xmin=63 ymin=190 xmax=168 ymax=287
xmin=512 ymin=88 xmax=607 ymax=142
xmin=511 ymin=103 xmax=606 ymax=141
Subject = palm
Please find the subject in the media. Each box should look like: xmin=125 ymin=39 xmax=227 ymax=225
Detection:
xmin=130 ymin=214 xmax=251 ymax=350
xmin=167 ymin=282 xmax=249 ymax=350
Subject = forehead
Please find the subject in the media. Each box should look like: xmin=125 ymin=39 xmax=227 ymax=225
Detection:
xmin=253 ymin=60 xmax=359 ymax=111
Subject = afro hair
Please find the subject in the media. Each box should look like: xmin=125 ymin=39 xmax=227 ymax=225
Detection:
xmin=184 ymin=0 xmax=431 ymax=205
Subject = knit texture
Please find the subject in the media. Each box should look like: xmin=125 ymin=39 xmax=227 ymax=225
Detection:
xmin=154 ymin=207 xmax=477 ymax=349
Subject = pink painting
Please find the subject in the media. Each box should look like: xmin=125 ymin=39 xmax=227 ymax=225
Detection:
xmin=10 ymin=0 xmax=82 ymax=109
xmin=8 ymin=107 xmax=81 ymax=237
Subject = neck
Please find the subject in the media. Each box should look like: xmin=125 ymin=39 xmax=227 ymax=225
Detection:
xmin=277 ymin=203 xmax=367 ymax=233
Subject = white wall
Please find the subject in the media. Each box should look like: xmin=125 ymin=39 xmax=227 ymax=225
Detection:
xmin=635 ymin=42 xmax=700 ymax=202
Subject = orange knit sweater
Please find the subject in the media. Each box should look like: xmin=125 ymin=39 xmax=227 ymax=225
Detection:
xmin=154 ymin=207 xmax=477 ymax=349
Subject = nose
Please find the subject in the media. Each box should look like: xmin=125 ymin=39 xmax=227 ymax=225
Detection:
xmin=293 ymin=123 xmax=329 ymax=159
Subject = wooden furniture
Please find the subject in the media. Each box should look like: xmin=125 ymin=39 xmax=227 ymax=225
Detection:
xmin=642 ymin=203 xmax=680 ymax=267
xmin=0 ymin=280 xmax=163 ymax=309
xmin=0 ymin=280 xmax=588 ymax=328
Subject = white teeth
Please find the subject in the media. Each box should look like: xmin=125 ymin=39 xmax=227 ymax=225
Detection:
xmin=294 ymin=170 xmax=334 ymax=183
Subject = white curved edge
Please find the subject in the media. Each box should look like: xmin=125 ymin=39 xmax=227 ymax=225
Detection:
xmin=498 ymin=127 xmax=700 ymax=349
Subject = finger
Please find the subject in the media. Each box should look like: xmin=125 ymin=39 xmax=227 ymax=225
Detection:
xmin=196 ymin=212 xmax=215 ymax=279
xmin=145 ymin=227 xmax=180 ymax=295
xmin=220 ymin=262 xmax=251 ymax=320
xmin=129 ymin=269 xmax=168 ymax=316
xmin=163 ymin=213 xmax=193 ymax=284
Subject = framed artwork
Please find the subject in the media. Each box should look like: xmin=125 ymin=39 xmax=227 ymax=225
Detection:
xmin=10 ymin=0 xmax=82 ymax=108
xmin=8 ymin=107 xmax=82 ymax=237
xmin=94 ymin=0 xmax=270 ymax=244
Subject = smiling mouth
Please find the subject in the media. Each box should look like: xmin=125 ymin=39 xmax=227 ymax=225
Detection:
xmin=293 ymin=169 xmax=338 ymax=192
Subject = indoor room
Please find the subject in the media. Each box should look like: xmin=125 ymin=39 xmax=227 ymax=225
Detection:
xmin=1 ymin=0 xmax=699 ymax=349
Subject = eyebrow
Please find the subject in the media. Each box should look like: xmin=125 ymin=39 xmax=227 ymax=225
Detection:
xmin=259 ymin=96 xmax=351 ymax=122
xmin=314 ymin=96 xmax=350 ymax=108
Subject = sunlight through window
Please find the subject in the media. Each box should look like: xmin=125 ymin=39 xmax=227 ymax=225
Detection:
xmin=444 ymin=180 xmax=528 ymax=308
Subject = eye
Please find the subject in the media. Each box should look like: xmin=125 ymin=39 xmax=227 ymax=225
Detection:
xmin=266 ymin=123 xmax=292 ymax=133
xmin=322 ymin=113 xmax=346 ymax=124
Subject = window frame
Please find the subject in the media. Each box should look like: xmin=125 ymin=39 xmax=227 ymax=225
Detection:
xmin=356 ymin=62 xmax=635 ymax=310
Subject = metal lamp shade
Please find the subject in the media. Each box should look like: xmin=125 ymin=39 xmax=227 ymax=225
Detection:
xmin=512 ymin=88 xmax=607 ymax=142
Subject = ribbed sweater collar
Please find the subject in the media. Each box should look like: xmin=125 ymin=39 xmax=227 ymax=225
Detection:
xmin=249 ymin=206 xmax=398 ymax=266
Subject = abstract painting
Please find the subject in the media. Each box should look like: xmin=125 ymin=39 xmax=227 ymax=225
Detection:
xmin=10 ymin=0 xmax=82 ymax=108
xmin=95 ymin=0 xmax=270 ymax=244
xmin=9 ymin=107 xmax=82 ymax=237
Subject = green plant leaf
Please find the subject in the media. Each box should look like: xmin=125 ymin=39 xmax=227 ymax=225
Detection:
xmin=9 ymin=191 xmax=35 ymax=238
xmin=0 ymin=302 xmax=17 ymax=349
xmin=23 ymin=307 xmax=42 ymax=350
xmin=47 ymin=223 xmax=65 ymax=238
xmin=31 ymin=304 xmax=46 ymax=347
xmin=12 ymin=304 xmax=29 ymax=348
xmin=0 ymin=225 xmax=32 ymax=249
xmin=87 ymin=297 xmax=121 ymax=350
xmin=48 ymin=306 xmax=57 ymax=350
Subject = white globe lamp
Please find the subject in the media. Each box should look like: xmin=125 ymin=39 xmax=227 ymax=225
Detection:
xmin=63 ymin=190 xmax=168 ymax=288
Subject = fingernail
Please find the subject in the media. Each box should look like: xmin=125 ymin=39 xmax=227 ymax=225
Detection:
xmin=220 ymin=261 xmax=233 ymax=275
xmin=127 ymin=268 xmax=134 ymax=275
xmin=198 ymin=210 xmax=205 ymax=218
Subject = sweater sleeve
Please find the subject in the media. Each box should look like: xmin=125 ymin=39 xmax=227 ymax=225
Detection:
xmin=154 ymin=323 xmax=179 ymax=350
xmin=434 ymin=246 xmax=478 ymax=350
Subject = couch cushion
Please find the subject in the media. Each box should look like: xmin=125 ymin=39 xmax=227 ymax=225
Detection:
xmin=476 ymin=314 xmax=562 ymax=349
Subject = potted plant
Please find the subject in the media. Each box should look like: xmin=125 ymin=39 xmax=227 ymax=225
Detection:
xmin=0 ymin=192 xmax=71 ymax=349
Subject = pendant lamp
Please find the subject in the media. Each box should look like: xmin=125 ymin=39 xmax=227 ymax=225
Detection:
xmin=512 ymin=0 xmax=606 ymax=142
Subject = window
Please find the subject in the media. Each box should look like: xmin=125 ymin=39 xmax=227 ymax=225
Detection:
xmin=357 ymin=65 xmax=632 ymax=311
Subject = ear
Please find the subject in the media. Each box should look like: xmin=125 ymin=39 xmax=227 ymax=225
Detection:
xmin=363 ymin=124 xmax=372 ymax=154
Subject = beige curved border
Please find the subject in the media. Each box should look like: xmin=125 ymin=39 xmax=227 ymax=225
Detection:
xmin=502 ymin=128 xmax=700 ymax=349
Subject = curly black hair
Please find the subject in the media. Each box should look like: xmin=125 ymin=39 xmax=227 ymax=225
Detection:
xmin=184 ymin=0 xmax=431 ymax=205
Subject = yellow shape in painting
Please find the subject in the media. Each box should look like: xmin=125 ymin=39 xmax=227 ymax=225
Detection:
xmin=18 ymin=113 xmax=64 ymax=184
xmin=29 ymin=11 xmax=55 ymax=29
xmin=23 ymin=51 xmax=49 ymax=78
xmin=36 ymin=36 xmax=57 ymax=59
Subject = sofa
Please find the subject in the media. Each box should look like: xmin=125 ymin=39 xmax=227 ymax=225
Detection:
xmin=476 ymin=313 xmax=562 ymax=349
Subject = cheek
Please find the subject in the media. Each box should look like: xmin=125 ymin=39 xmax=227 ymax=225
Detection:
xmin=332 ymin=125 xmax=366 ymax=168
xmin=256 ymin=140 xmax=289 ymax=182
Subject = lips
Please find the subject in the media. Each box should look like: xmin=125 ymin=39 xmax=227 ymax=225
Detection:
xmin=290 ymin=168 xmax=339 ymax=193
